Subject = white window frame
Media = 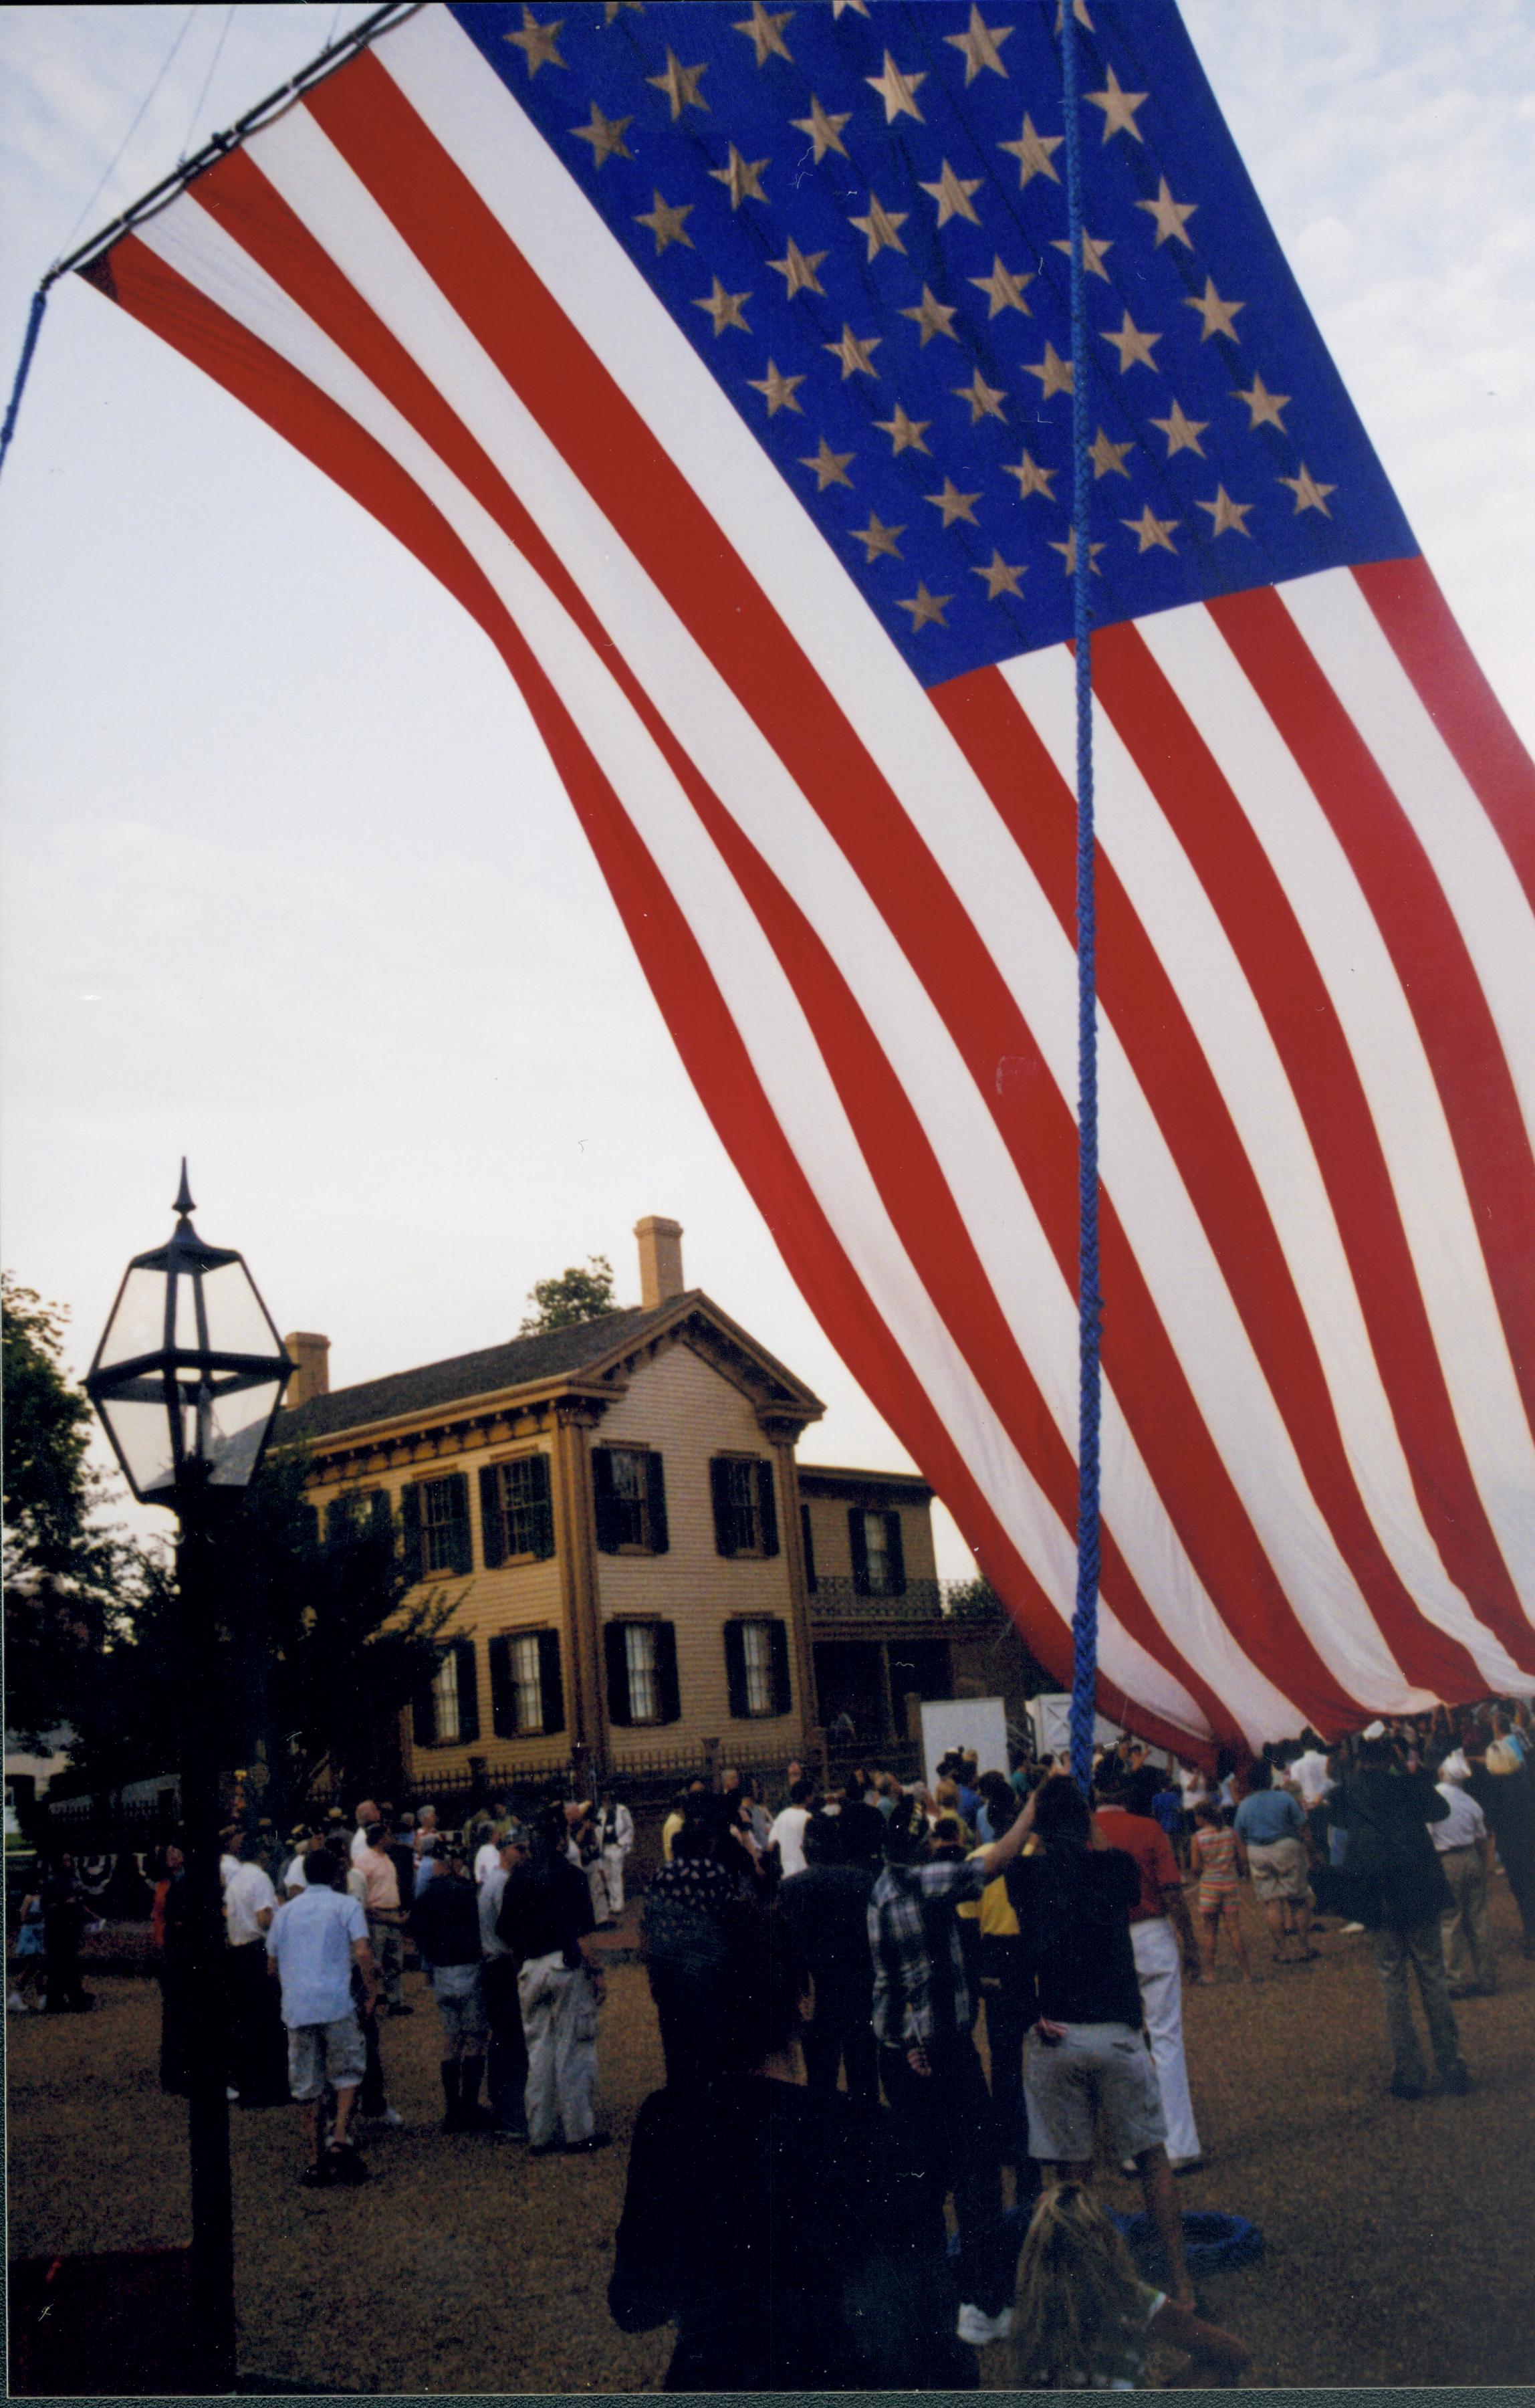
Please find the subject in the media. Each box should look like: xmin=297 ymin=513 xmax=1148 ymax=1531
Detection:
xmin=431 ymin=1646 xmax=461 ymax=1743
xmin=510 ymin=1632 xmax=544 ymax=1735
xmin=423 ymin=1477 xmax=462 ymax=1575
xmin=624 ymin=1623 xmax=661 ymax=1724
xmin=741 ymin=1619 xmax=776 ymax=1717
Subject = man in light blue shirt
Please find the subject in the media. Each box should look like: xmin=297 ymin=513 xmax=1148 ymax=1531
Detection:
xmin=1233 ymin=1769 xmax=1313 ymax=1965
xmin=267 ymin=1847 xmax=377 ymax=2185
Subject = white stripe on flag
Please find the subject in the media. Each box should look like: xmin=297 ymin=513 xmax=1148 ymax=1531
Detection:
xmin=1279 ymin=567 xmax=1535 ymax=1140
xmin=1137 ymin=599 xmax=1535 ymax=1599
xmin=1004 ymin=643 xmax=1528 ymax=1691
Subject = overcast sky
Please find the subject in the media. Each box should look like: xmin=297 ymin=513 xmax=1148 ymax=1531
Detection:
xmin=1 ymin=3 xmax=1531 ymax=1578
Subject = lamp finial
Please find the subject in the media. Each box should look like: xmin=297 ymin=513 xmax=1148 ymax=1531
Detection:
xmin=174 ymin=1159 xmax=195 ymax=1220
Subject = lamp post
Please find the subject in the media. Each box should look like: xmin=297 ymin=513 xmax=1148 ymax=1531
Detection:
xmin=86 ymin=1164 xmax=292 ymax=2393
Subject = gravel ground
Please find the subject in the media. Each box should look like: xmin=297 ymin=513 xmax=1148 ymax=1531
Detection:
xmin=7 ymin=1879 xmax=1534 ymax=2391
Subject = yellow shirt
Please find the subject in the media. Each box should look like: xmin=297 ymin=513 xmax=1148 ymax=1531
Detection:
xmin=956 ymin=1849 xmax=1020 ymax=1934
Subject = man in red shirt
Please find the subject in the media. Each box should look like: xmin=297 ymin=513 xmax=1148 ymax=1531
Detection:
xmin=1095 ymin=1767 xmax=1203 ymax=2173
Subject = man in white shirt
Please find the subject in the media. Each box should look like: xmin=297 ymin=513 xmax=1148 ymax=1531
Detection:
xmin=223 ymin=1829 xmax=285 ymax=2108
xmin=1431 ymin=1759 xmax=1496 ymax=1998
xmin=479 ymin=1824 xmax=531 ymax=2139
xmin=473 ymin=1823 xmax=504 ymax=1889
xmin=281 ymin=1827 xmax=316 ymax=1898
xmin=768 ymin=1780 xmax=814 ymax=1880
xmin=267 ymin=1845 xmax=377 ymax=2185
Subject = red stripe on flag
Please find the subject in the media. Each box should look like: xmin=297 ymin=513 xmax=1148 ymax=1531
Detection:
xmin=1086 ymin=630 xmax=1532 ymax=1678
xmin=1211 ymin=587 xmax=1535 ymax=1452
xmin=95 ymin=226 xmax=1226 ymax=1754
xmin=934 ymin=659 xmax=1499 ymax=1697
xmin=303 ymin=51 xmax=1362 ymax=1733
xmin=662 ymin=709 xmax=1235 ymax=1737
xmin=180 ymin=142 xmax=1233 ymax=1728
xmin=1353 ymin=557 xmax=1535 ymax=918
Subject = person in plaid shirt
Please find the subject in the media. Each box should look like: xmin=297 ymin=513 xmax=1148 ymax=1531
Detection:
xmin=868 ymin=1780 xmax=1039 ymax=2350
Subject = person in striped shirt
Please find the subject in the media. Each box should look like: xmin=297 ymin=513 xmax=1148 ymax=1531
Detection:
xmin=1191 ymin=1802 xmax=1253 ymax=1985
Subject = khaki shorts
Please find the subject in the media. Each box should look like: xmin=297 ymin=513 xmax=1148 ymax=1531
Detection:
xmin=1246 ymin=1836 xmax=1313 ymax=1904
xmin=287 ymin=2014 xmax=366 ymax=2102
xmin=1024 ymin=2021 xmax=1167 ymax=2165
xmin=433 ymin=1963 xmax=489 ymax=2042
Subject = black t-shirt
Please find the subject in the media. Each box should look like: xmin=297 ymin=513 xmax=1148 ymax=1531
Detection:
xmin=609 ymin=2074 xmax=975 ymax=2393
xmin=1004 ymin=1848 xmax=1144 ymax=2028
xmin=410 ymin=1874 xmax=483 ymax=1968
xmin=495 ymin=1854 xmax=594 ymax=1967
xmin=775 ymin=1864 xmax=875 ymax=2022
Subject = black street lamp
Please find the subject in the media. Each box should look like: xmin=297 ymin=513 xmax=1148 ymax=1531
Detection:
xmin=86 ymin=1164 xmax=292 ymax=2393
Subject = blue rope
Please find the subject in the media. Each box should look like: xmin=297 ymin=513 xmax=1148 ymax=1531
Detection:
xmin=1060 ymin=3 xmax=1102 ymax=1797
xmin=0 ymin=286 xmax=50 ymax=487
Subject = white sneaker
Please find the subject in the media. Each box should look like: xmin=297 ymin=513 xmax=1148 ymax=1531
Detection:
xmin=7 ymin=1991 xmax=27 ymax=2013
xmin=957 ymin=2304 xmax=1014 ymax=2347
xmin=1338 ymin=1921 xmax=1365 ymax=1935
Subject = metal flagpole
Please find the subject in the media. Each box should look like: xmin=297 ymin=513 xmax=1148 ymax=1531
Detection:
xmin=1060 ymin=3 xmax=1104 ymax=1795
xmin=0 ymin=1 xmax=423 ymax=487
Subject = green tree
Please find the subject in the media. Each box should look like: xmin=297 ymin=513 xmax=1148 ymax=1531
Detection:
xmin=518 ymin=1253 xmax=622 ymax=1335
xmin=233 ymin=1450 xmax=458 ymax=1823
xmin=60 ymin=1449 xmax=457 ymax=1824
xmin=2 ymin=1272 xmax=153 ymax=1746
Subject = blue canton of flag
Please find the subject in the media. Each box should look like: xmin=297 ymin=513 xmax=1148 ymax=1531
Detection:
xmin=452 ymin=0 xmax=1415 ymax=684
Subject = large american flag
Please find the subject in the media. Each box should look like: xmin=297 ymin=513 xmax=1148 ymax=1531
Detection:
xmin=80 ymin=1 xmax=1535 ymax=1753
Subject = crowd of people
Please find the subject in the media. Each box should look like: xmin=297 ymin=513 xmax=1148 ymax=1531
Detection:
xmin=9 ymin=1690 xmax=1533 ymax=2386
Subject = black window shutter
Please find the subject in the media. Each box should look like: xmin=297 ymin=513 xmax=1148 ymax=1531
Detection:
xmin=646 ymin=1452 xmax=669 ymax=1554
xmin=757 ymin=1460 xmax=780 ymax=1557
xmin=530 ymin=1453 xmax=555 ymax=1558
xmin=884 ymin=1511 xmax=906 ymax=1596
xmin=479 ymin=1467 xmax=506 ymax=1570
xmin=412 ymin=1653 xmax=437 ymax=1748
xmin=710 ymin=1458 xmax=735 ymax=1557
xmin=770 ymin=1618 xmax=793 ymax=1715
xmin=488 ymin=1633 xmax=514 ymax=1738
xmin=400 ymin=1483 xmax=423 ymax=1583
xmin=604 ymin=1622 xmax=632 ymax=1726
xmin=538 ymin=1629 xmax=566 ymax=1733
xmin=324 ymin=1497 xmax=348 ymax=1547
xmin=592 ymin=1450 xmax=618 ymax=1553
xmin=724 ymin=1620 xmax=749 ymax=1719
xmin=848 ymin=1507 xmax=869 ymax=1596
xmin=448 ymin=1473 xmax=473 ymax=1575
xmin=369 ymin=1489 xmax=394 ymax=1545
xmin=298 ymin=1501 xmax=321 ymax=1554
xmin=656 ymin=1622 xmax=681 ymax=1723
xmin=801 ymin=1503 xmax=817 ymax=1592
xmin=455 ymin=1635 xmax=480 ymax=1743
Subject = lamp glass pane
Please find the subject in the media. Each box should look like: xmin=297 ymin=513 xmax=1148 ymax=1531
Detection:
xmin=200 ymin=1256 xmax=281 ymax=1359
xmin=203 ymin=1376 xmax=285 ymax=1487
xmin=97 ymin=1267 xmax=169 ymax=1370
xmin=173 ymin=1271 xmax=203 ymax=1353
xmin=98 ymin=1388 xmax=177 ymax=1499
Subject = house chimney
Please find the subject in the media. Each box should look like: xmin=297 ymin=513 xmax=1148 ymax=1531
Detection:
xmin=282 ymin=1331 xmax=331 ymax=1409
xmin=634 ymin=1216 xmax=685 ymax=1309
